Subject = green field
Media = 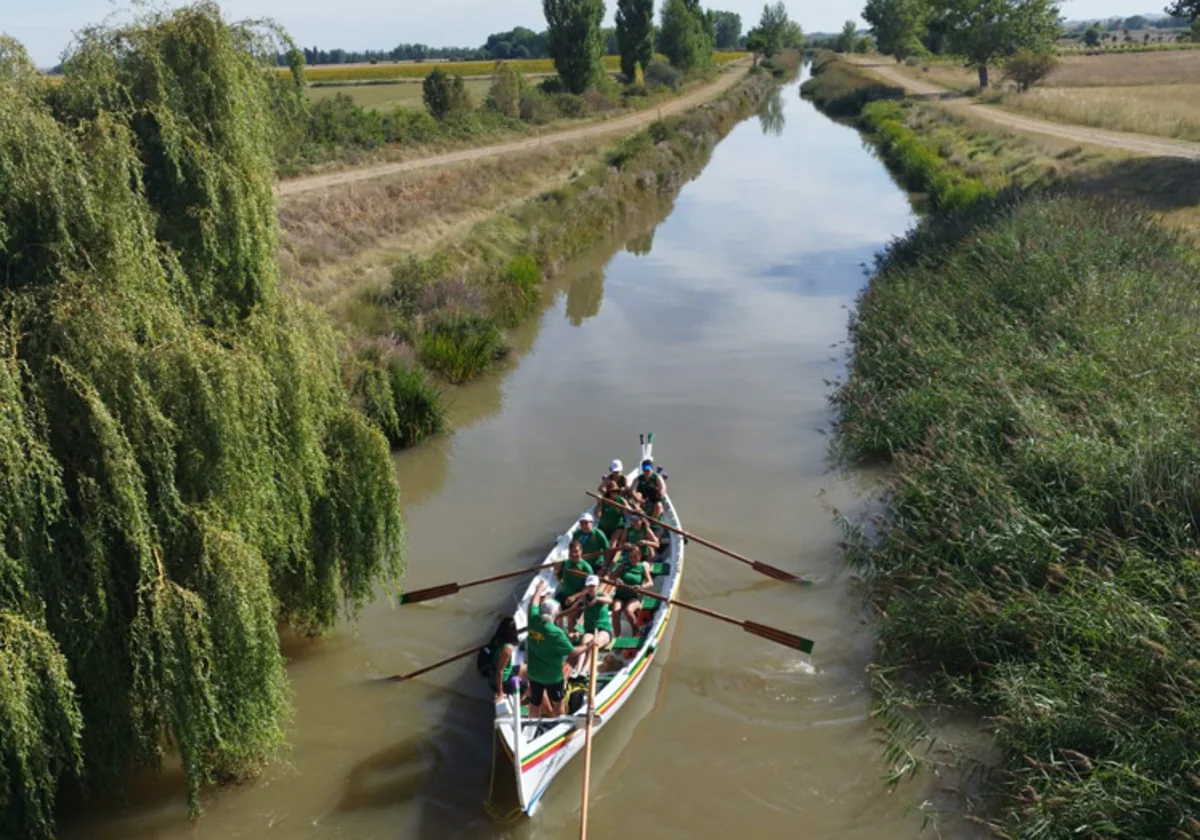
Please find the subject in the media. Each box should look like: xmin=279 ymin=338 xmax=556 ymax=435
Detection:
xmin=306 ymin=78 xmax=494 ymax=109
xmin=298 ymin=52 xmax=747 ymax=83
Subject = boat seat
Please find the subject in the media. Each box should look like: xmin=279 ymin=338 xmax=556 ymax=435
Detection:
xmin=651 ymin=562 xmax=670 ymax=577
xmin=611 ymin=636 xmax=641 ymax=651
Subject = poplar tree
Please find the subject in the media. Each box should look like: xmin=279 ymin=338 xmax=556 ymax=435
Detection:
xmin=616 ymin=0 xmax=656 ymax=82
xmin=544 ymin=0 xmax=607 ymax=93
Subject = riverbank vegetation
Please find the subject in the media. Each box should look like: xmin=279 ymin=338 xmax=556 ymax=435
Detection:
xmin=0 ymin=6 xmax=404 ymax=838
xmin=835 ymin=191 xmax=1200 ymax=839
xmin=321 ymin=70 xmax=776 ymax=443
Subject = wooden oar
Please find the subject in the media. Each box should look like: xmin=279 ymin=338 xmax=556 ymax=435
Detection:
xmin=578 ymin=639 xmax=600 ymax=840
xmin=400 ymin=546 xmax=611 ymax=606
xmin=586 ymin=491 xmax=812 ymax=585
xmin=565 ymin=568 xmax=815 ymax=654
xmin=384 ymin=642 xmax=488 ymax=682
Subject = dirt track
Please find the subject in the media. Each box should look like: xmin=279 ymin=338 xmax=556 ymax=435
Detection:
xmin=849 ymin=58 xmax=1200 ymax=160
xmin=277 ymin=64 xmax=750 ymax=199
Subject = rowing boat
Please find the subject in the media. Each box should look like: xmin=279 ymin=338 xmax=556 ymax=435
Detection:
xmin=493 ymin=434 xmax=684 ymax=816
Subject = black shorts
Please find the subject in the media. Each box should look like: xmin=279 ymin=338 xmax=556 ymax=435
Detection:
xmin=502 ymin=675 xmax=521 ymax=695
xmin=529 ymin=679 xmax=565 ymax=706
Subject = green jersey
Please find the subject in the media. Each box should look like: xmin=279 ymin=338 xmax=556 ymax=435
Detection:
xmin=526 ymin=604 xmax=576 ymax=684
xmin=556 ymin=556 xmax=593 ymax=598
xmin=572 ymin=527 xmax=610 ymax=561
xmin=495 ymin=643 xmax=514 ymax=683
xmin=597 ymin=503 xmax=625 ymax=538
xmin=615 ymin=555 xmax=646 ymax=588
xmin=581 ymin=596 xmax=614 ymax=634
xmin=626 ymin=522 xmax=654 ymax=548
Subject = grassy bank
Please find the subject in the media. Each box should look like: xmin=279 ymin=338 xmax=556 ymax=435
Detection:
xmin=332 ymin=71 xmax=777 ymax=446
xmin=835 ymin=192 xmax=1200 ymax=838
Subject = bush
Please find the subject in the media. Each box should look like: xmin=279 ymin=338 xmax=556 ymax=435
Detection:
xmin=519 ymin=88 xmax=555 ymax=123
xmin=539 ymin=75 xmax=566 ymax=94
xmin=490 ymin=255 xmax=543 ymax=327
xmin=836 ymin=193 xmax=1200 ymax=839
xmin=1003 ymin=49 xmax=1058 ymax=93
xmin=485 ymin=62 xmax=523 ymax=118
xmin=551 ymin=92 xmax=591 ymax=119
xmin=800 ymin=60 xmax=904 ymax=118
xmin=422 ymin=68 xmax=471 ymax=119
xmin=354 ymin=350 xmax=446 ymax=448
xmin=904 ymin=55 xmax=921 ymax=66
xmin=418 ymin=313 xmax=509 ymax=383
xmin=644 ymin=58 xmax=683 ymax=90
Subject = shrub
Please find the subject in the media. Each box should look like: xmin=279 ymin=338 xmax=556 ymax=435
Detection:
xmin=490 ymin=255 xmax=543 ymax=327
xmin=904 ymin=55 xmax=921 ymax=66
xmin=551 ymin=92 xmax=591 ymax=118
xmin=644 ymin=58 xmax=683 ymax=90
xmin=354 ymin=350 xmax=446 ymax=448
xmin=418 ymin=313 xmax=509 ymax=383
xmin=539 ymin=75 xmax=566 ymax=94
xmin=519 ymin=89 xmax=555 ymax=124
xmin=799 ymin=60 xmax=904 ymax=118
xmin=623 ymin=82 xmax=650 ymax=97
xmin=485 ymin=61 xmax=523 ymax=118
xmin=1003 ymin=49 xmax=1058 ymax=93
xmin=422 ymin=68 xmax=471 ymax=119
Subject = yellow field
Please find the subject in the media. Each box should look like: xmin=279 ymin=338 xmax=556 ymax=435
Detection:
xmin=298 ymin=52 xmax=746 ymax=83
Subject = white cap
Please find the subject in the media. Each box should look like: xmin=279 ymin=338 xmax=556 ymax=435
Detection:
xmin=610 ymin=459 xmax=623 ymax=472
xmin=585 ymin=575 xmax=600 ymax=588
xmin=579 ymin=512 xmax=595 ymax=523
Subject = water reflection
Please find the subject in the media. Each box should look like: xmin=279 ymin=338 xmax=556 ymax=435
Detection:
xmin=565 ymin=268 xmax=604 ymax=325
xmin=758 ymin=86 xmax=786 ymax=137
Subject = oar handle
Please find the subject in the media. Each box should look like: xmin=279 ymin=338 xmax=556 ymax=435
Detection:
xmin=586 ymin=492 xmax=812 ymax=586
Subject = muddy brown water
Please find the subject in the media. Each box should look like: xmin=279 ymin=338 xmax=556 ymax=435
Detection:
xmin=64 ymin=79 xmax=970 ymax=840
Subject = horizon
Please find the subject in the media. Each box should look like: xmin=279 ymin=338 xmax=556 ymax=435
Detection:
xmin=8 ymin=0 xmax=1180 ymax=68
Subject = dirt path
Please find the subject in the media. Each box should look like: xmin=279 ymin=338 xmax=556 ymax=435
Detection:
xmin=849 ymin=58 xmax=1200 ymax=160
xmin=277 ymin=64 xmax=750 ymax=198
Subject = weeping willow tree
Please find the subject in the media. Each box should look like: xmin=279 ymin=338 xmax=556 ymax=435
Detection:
xmin=0 ymin=6 xmax=403 ymax=837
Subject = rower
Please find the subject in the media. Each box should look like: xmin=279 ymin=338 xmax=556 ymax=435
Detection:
xmin=622 ymin=511 xmax=660 ymax=558
xmin=565 ymin=575 xmax=613 ymax=673
xmin=599 ymin=458 xmax=629 ymax=495
xmin=634 ymin=458 xmax=665 ymax=510
xmin=610 ymin=543 xmax=654 ymax=637
xmin=491 ymin=617 xmax=526 ymax=705
xmin=594 ymin=482 xmax=628 ymax=568
xmin=526 ymin=580 xmax=576 ymax=719
xmin=554 ymin=540 xmax=593 ymax=628
xmin=572 ymin=512 xmax=610 ymax=569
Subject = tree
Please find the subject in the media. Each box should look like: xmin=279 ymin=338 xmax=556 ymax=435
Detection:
xmin=544 ymin=0 xmax=607 ymax=94
xmin=485 ymin=62 xmax=522 ymax=117
xmin=660 ymin=0 xmax=715 ymax=70
xmin=745 ymin=29 xmax=769 ymax=62
xmin=709 ymin=10 xmax=743 ymax=47
xmin=0 ymin=9 xmax=403 ymax=838
xmin=931 ymin=0 xmax=1062 ymax=88
xmin=1123 ymin=14 xmax=1148 ymax=29
xmin=1002 ymin=47 xmax=1056 ymax=89
xmin=1172 ymin=0 xmax=1200 ymax=27
xmin=422 ymin=68 xmax=471 ymax=118
xmin=1083 ymin=23 xmax=1102 ymax=46
xmin=751 ymin=2 xmax=790 ymax=57
xmin=836 ymin=20 xmax=860 ymax=51
xmin=616 ymin=0 xmax=655 ymax=81
xmin=783 ymin=20 xmax=806 ymax=48
xmin=863 ymin=0 xmax=930 ymax=61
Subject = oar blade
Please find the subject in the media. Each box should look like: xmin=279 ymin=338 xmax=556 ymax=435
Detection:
xmin=744 ymin=620 xmax=815 ymax=655
xmin=399 ymin=582 xmax=461 ymax=605
xmin=751 ymin=560 xmax=808 ymax=584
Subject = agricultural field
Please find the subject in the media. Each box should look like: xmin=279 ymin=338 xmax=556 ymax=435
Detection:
xmin=896 ymin=48 xmax=1200 ymax=91
xmin=998 ymin=83 xmax=1200 ymax=141
xmin=297 ymin=52 xmax=747 ymax=83
xmin=306 ymin=78 xmax=494 ymax=109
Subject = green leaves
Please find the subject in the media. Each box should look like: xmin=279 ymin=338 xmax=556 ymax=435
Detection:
xmin=544 ymin=0 xmax=607 ymax=94
xmin=0 ymin=5 xmax=404 ymax=835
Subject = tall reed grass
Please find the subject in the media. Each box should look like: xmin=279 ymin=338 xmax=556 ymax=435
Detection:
xmin=835 ymin=192 xmax=1200 ymax=838
xmin=799 ymin=59 xmax=904 ymax=118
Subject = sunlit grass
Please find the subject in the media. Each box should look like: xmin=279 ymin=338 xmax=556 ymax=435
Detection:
xmin=999 ymin=84 xmax=1200 ymax=142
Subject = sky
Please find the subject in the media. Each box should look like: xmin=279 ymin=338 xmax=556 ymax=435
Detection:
xmin=8 ymin=0 xmax=1169 ymax=68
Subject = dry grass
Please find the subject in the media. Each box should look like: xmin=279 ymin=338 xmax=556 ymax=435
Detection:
xmin=891 ymin=49 xmax=1200 ymax=94
xmin=1047 ymin=49 xmax=1200 ymax=86
xmin=306 ymin=78 xmax=493 ymax=110
xmin=999 ymin=84 xmax=1200 ymax=142
xmin=277 ymin=138 xmax=608 ymax=326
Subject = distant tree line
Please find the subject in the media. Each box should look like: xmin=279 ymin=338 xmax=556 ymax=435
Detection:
xmin=285 ymin=10 xmax=746 ymax=67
